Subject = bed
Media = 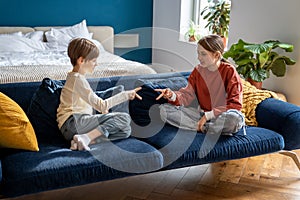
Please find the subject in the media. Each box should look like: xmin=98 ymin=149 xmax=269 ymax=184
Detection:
xmin=0 ymin=20 xmax=156 ymax=84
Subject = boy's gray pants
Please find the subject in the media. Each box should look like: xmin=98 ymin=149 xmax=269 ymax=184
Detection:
xmin=60 ymin=112 xmax=131 ymax=142
xmin=159 ymin=104 xmax=246 ymax=136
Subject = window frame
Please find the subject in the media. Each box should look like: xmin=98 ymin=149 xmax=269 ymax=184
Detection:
xmin=179 ymin=0 xmax=210 ymax=42
xmin=180 ymin=0 xmax=231 ymax=42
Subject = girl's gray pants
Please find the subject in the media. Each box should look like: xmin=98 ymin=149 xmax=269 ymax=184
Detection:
xmin=159 ymin=104 xmax=246 ymax=136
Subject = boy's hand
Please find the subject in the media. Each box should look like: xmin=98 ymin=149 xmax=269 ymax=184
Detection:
xmin=154 ymin=88 xmax=173 ymax=100
xmin=129 ymin=87 xmax=142 ymax=100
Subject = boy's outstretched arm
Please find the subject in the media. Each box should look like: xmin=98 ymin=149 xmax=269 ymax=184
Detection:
xmin=129 ymin=87 xmax=142 ymax=100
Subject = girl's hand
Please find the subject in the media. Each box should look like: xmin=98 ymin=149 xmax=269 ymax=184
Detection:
xmin=197 ymin=115 xmax=207 ymax=132
xmin=128 ymin=87 xmax=142 ymax=100
xmin=154 ymin=88 xmax=173 ymax=100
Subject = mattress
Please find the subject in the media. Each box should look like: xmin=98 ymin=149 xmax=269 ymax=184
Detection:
xmin=0 ymin=50 xmax=156 ymax=83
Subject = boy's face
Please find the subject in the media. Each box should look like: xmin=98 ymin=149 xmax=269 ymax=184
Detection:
xmin=81 ymin=58 xmax=98 ymax=74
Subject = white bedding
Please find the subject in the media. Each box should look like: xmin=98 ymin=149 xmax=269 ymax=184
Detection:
xmin=0 ymin=21 xmax=156 ymax=84
xmin=0 ymin=50 xmax=156 ymax=83
xmin=0 ymin=51 xmax=69 ymax=66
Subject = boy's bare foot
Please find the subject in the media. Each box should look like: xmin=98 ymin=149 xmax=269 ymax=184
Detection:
xmin=73 ymin=134 xmax=91 ymax=151
xmin=70 ymin=140 xmax=78 ymax=150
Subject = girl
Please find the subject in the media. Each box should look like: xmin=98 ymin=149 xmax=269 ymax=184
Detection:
xmin=155 ymin=35 xmax=245 ymax=136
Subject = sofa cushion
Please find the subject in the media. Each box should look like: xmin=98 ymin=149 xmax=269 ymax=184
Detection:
xmin=1 ymin=137 xmax=163 ymax=197
xmin=27 ymin=78 xmax=66 ymax=145
xmin=140 ymin=124 xmax=285 ymax=169
xmin=129 ymin=76 xmax=188 ymax=127
xmin=0 ymin=92 xmax=39 ymax=151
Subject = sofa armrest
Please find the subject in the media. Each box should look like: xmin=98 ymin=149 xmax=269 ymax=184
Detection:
xmin=256 ymin=98 xmax=300 ymax=150
xmin=0 ymin=159 xmax=2 ymax=186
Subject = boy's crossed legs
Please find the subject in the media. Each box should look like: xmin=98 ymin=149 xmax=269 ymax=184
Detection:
xmin=61 ymin=112 xmax=131 ymax=151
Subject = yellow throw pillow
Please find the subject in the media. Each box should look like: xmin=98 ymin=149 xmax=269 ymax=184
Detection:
xmin=0 ymin=92 xmax=39 ymax=151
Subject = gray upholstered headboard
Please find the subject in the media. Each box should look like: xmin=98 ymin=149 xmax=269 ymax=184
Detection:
xmin=0 ymin=26 xmax=114 ymax=53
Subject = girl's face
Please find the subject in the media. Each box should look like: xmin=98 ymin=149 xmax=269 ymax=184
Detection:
xmin=197 ymin=44 xmax=220 ymax=70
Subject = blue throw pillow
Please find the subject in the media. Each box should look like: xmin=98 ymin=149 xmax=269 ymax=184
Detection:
xmin=129 ymin=82 xmax=167 ymax=127
xmin=129 ymin=77 xmax=188 ymax=127
xmin=95 ymin=85 xmax=128 ymax=113
xmin=27 ymin=78 xmax=65 ymax=145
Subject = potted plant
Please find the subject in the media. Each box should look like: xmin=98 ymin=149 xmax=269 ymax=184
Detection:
xmin=223 ymin=39 xmax=296 ymax=89
xmin=185 ymin=20 xmax=201 ymax=42
xmin=200 ymin=0 xmax=231 ymax=46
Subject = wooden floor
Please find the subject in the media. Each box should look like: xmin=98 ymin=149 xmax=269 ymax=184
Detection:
xmin=6 ymin=150 xmax=300 ymax=200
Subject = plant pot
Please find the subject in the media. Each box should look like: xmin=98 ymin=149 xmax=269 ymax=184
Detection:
xmin=189 ymin=35 xmax=196 ymax=42
xmin=247 ymin=78 xmax=262 ymax=89
xmin=221 ymin=36 xmax=227 ymax=49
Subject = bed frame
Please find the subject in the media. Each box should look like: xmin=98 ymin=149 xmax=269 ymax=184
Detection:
xmin=0 ymin=26 xmax=114 ymax=53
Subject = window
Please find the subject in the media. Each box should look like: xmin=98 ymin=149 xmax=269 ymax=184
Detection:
xmin=180 ymin=0 xmax=231 ymax=42
xmin=192 ymin=0 xmax=209 ymax=36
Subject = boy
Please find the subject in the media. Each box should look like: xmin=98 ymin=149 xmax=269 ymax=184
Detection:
xmin=57 ymin=38 xmax=142 ymax=151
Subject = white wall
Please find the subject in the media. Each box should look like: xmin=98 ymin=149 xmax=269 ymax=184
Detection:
xmin=152 ymin=0 xmax=300 ymax=105
xmin=152 ymin=0 xmax=198 ymax=72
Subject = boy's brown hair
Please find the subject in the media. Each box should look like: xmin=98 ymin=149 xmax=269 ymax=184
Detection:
xmin=68 ymin=38 xmax=99 ymax=66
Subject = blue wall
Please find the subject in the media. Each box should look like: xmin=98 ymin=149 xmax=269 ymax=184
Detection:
xmin=0 ymin=0 xmax=153 ymax=64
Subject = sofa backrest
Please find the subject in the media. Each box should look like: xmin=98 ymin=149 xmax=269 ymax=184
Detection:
xmin=0 ymin=81 xmax=41 ymax=113
xmin=0 ymin=72 xmax=191 ymax=111
xmin=0 ymin=72 xmax=191 ymax=145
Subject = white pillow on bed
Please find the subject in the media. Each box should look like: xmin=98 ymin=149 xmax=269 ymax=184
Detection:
xmin=45 ymin=19 xmax=92 ymax=51
xmin=2 ymin=32 xmax=23 ymax=37
xmin=0 ymin=35 xmax=50 ymax=52
xmin=24 ymin=31 xmax=44 ymax=42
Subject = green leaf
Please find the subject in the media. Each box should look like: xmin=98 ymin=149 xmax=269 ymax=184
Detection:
xmin=258 ymin=51 xmax=269 ymax=68
xmin=235 ymin=58 xmax=253 ymax=66
xmin=282 ymin=56 xmax=297 ymax=65
xmin=276 ymin=43 xmax=294 ymax=52
xmin=249 ymin=68 xmax=268 ymax=82
xmin=270 ymin=59 xmax=286 ymax=77
xmin=244 ymin=43 xmax=272 ymax=54
xmin=236 ymin=64 xmax=253 ymax=79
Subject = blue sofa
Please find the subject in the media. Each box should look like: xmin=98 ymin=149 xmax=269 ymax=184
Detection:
xmin=1 ymin=71 xmax=300 ymax=198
